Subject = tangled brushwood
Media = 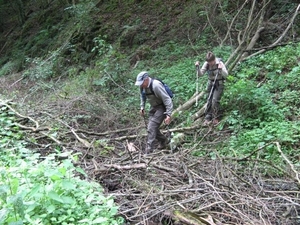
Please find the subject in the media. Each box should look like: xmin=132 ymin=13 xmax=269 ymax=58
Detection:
xmin=88 ymin=149 xmax=299 ymax=225
xmin=1 ymin=98 xmax=299 ymax=225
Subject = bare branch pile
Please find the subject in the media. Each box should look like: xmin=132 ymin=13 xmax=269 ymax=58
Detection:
xmin=1 ymin=99 xmax=299 ymax=225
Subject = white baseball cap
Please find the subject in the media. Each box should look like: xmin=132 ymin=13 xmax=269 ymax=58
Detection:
xmin=135 ymin=71 xmax=149 ymax=86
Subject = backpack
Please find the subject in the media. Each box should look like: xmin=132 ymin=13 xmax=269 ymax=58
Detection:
xmin=141 ymin=78 xmax=174 ymax=101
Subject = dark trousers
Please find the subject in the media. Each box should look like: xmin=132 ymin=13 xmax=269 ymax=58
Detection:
xmin=205 ymin=81 xmax=224 ymax=121
xmin=146 ymin=105 xmax=167 ymax=150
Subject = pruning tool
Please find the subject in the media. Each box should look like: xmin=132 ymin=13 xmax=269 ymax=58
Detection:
xmin=163 ymin=112 xmax=173 ymax=151
xmin=205 ymin=69 xmax=220 ymax=115
xmin=142 ymin=113 xmax=147 ymax=130
xmin=196 ymin=65 xmax=199 ymax=106
xmin=165 ymin=123 xmax=172 ymax=141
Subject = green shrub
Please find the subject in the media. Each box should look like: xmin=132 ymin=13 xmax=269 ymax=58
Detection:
xmin=223 ymin=79 xmax=284 ymax=129
xmin=0 ymin=61 xmax=17 ymax=76
xmin=0 ymin=106 xmax=124 ymax=225
xmin=223 ymin=120 xmax=300 ymax=162
xmin=213 ymin=43 xmax=300 ymax=172
xmin=0 ymin=153 xmax=124 ymax=225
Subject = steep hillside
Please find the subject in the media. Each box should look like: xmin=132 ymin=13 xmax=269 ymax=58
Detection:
xmin=0 ymin=1 xmax=205 ymax=67
xmin=1 ymin=1 xmax=299 ymax=73
xmin=0 ymin=1 xmax=300 ymax=224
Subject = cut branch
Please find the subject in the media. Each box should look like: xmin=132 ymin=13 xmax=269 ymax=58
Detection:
xmin=103 ymin=163 xmax=147 ymax=170
xmin=172 ymin=91 xmax=205 ymax=117
xmin=275 ymin=141 xmax=300 ymax=187
xmin=0 ymin=99 xmax=39 ymax=130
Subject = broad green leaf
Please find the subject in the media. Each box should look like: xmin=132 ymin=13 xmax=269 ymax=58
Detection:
xmin=78 ymin=218 xmax=89 ymax=223
xmin=46 ymin=204 xmax=56 ymax=214
xmin=27 ymin=184 xmax=42 ymax=199
xmin=10 ymin=178 xmax=19 ymax=195
xmin=75 ymin=167 xmax=87 ymax=177
xmin=8 ymin=221 xmax=23 ymax=225
xmin=0 ymin=209 xmax=9 ymax=222
xmin=61 ymin=180 xmax=76 ymax=190
xmin=50 ymin=174 xmax=62 ymax=181
xmin=106 ymin=198 xmax=114 ymax=207
xmin=92 ymin=217 xmax=108 ymax=224
xmin=58 ymin=167 xmax=67 ymax=176
xmin=48 ymin=191 xmax=63 ymax=203
xmin=10 ymin=195 xmax=25 ymax=219
xmin=61 ymin=196 xmax=75 ymax=204
xmin=110 ymin=206 xmax=118 ymax=215
xmin=24 ymin=202 xmax=38 ymax=213
xmin=0 ymin=185 xmax=8 ymax=203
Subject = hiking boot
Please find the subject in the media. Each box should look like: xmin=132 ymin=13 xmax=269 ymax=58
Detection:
xmin=157 ymin=139 xmax=169 ymax=150
xmin=157 ymin=143 xmax=166 ymax=150
xmin=203 ymin=119 xmax=211 ymax=126
xmin=213 ymin=119 xmax=220 ymax=126
xmin=145 ymin=146 xmax=153 ymax=154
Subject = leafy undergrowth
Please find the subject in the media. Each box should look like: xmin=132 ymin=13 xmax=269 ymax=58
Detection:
xmin=0 ymin=105 xmax=124 ymax=225
xmin=0 ymin=0 xmax=300 ymax=224
xmin=0 ymin=43 xmax=298 ymax=225
xmin=0 ymin=42 xmax=299 ymax=224
xmin=215 ymin=43 xmax=300 ymax=168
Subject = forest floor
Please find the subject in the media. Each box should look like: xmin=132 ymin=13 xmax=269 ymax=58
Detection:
xmin=0 ymin=71 xmax=299 ymax=225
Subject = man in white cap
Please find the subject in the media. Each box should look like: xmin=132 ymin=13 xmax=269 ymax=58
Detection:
xmin=135 ymin=71 xmax=173 ymax=154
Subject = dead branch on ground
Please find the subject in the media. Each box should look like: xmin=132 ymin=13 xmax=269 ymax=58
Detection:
xmin=3 ymin=98 xmax=300 ymax=224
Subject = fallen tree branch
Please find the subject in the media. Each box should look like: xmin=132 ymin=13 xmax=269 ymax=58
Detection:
xmin=173 ymin=210 xmax=210 ymax=225
xmin=0 ymin=99 xmax=39 ymax=130
xmin=109 ymin=124 xmax=204 ymax=141
xmin=14 ymin=123 xmax=50 ymax=132
xmin=71 ymin=128 xmax=92 ymax=148
xmin=103 ymin=163 xmax=147 ymax=170
xmin=72 ymin=126 xmax=144 ymax=136
xmin=191 ymin=104 xmax=206 ymax=121
xmin=172 ymin=91 xmax=205 ymax=117
xmin=40 ymin=131 xmax=65 ymax=146
xmin=275 ymin=141 xmax=300 ymax=187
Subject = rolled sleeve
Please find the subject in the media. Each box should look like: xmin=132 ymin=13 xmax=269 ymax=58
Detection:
xmin=200 ymin=62 xmax=208 ymax=75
